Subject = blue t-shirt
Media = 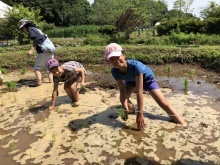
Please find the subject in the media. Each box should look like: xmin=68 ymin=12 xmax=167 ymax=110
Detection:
xmin=111 ymin=59 xmax=155 ymax=82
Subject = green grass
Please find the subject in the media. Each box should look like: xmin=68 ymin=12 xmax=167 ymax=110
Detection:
xmin=0 ymin=40 xmax=219 ymax=73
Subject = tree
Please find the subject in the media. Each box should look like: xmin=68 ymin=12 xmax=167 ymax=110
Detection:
xmin=1 ymin=0 xmax=91 ymax=26
xmin=1 ymin=4 xmax=45 ymax=44
xmin=134 ymin=0 xmax=168 ymax=28
xmin=89 ymin=0 xmax=131 ymax=25
xmin=173 ymin=0 xmax=194 ymax=17
xmin=200 ymin=1 xmax=220 ymax=19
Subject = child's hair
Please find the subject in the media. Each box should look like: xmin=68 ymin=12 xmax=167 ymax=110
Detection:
xmin=24 ymin=21 xmax=37 ymax=28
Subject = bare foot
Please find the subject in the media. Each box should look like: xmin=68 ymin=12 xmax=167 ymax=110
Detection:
xmin=37 ymin=80 xmax=42 ymax=86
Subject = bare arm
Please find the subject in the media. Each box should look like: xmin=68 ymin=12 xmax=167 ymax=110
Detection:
xmin=49 ymin=82 xmax=59 ymax=110
xmin=116 ymin=79 xmax=129 ymax=111
xmin=28 ymin=45 xmax=36 ymax=56
xmin=136 ymin=74 xmax=145 ymax=130
xmin=75 ymin=67 xmax=85 ymax=85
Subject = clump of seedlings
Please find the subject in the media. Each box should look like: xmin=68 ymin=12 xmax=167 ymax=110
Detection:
xmin=42 ymin=128 xmax=47 ymax=138
xmin=113 ymin=139 xmax=122 ymax=149
xmin=167 ymin=65 xmax=172 ymax=75
xmin=21 ymin=68 xmax=26 ymax=75
xmin=9 ymin=141 xmax=17 ymax=153
xmin=138 ymin=145 xmax=148 ymax=159
xmin=5 ymin=81 xmax=17 ymax=91
xmin=184 ymin=78 xmax=189 ymax=93
xmin=0 ymin=68 xmax=7 ymax=74
xmin=189 ymin=69 xmax=196 ymax=78
xmin=51 ymin=132 xmax=56 ymax=143
xmin=117 ymin=107 xmax=127 ymax=121
xmin=182 ymin=139 xmax=188 ymax=146
xmin=159 ymin=132 xmax=166 ymax=142
xmin=79 ymin=85 xmax=86 ymax=94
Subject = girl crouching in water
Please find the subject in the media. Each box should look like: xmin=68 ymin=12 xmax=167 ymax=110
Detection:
xmin=104 ymin=43 xmax=185 ymax=130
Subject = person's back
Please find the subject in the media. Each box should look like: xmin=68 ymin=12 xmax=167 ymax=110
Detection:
xmin=19 ymin=18 xmax=55 ymax=86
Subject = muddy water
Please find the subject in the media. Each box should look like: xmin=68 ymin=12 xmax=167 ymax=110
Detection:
xmin=0 ymin=64 xmax=219 ymax=165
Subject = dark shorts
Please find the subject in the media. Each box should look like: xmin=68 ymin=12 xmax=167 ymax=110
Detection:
xmin=125 ymin=79 xmax=159 ymax=90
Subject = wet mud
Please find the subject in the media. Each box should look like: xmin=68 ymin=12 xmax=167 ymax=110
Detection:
xmin=0 ymin=63 xmax=219 ymax=165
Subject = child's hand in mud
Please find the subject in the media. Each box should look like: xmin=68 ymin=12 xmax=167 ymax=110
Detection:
xmin=136 ymin=112 xmax=145 ymax=130
xmin=49 ymin=105 xmax=54 ymax=110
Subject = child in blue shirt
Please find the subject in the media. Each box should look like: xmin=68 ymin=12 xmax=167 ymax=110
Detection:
xmin=104 ymin=43 xmax=185 ymax=130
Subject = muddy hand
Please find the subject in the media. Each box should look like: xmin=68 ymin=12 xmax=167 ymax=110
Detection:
xmin=136 ymin=112 xmax=145 ymax=130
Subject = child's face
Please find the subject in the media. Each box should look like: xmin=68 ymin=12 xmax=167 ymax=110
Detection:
xmin=49 ymin=66 xmax=64 ymax=77
xmin=108 ymin=54 xmax=126 ymax=68
xmin=21 ymin=27 xmax=28 ymax=33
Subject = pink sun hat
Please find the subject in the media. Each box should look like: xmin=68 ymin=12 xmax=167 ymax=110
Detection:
xmin=104 ymin=43 xmax=123 ymax=61
xmin=47 ymin=58 xmax=60 ymax=70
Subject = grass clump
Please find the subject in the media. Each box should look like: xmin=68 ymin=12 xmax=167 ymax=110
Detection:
xmin=5 ymin=81 xmax=17 ymax=91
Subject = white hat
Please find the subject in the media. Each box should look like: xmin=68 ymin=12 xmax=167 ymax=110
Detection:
xmin=104 ymin=43 xmax=123 ymax=61
xmin=18 ymin=19 xmax=29 ymax=29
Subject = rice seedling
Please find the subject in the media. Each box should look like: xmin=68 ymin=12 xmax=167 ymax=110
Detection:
xmin=128 ymin=126 xmax=132 ymax=134
xmin=182 ymin=139 xmax=188 ymax=146
xmin=214 ymin=156 xmax=220 ymax=165
xmin=105 ymin=68 xmax=110 ymax=73
xmin=138 ymin=145 xmax=148 ymax=159
xmin=170 ymin=158 xmax=178 ymax=165
xmin=79 ymin=85 xmax=86 ymax=94
xmin=117 ymin=107 xmax=126 ymax=120
xmin=1 ymin=137 xmax=6 ymax=146
xmin=42 ymin=128 xmax=47 ymax=138
xmin=184 ymin=78 xmax=189 ymax=93
xmin=0 ymin=68 xmax=7 ymax=74
xmin=5 ymin=81 xmax=17 ymax=91
xmin=88 ymin=63 xmax=94 ymax=69
xmin=113 ymin=139 xmax=122 ymax=149
xmin=49 ymin=120 xmax=54 ymax=129
xmin=189 ymin=69 xmax=196 ymax=78
xmin=21 ymin=68 xmax=26 ymax=75
xmin=9 ymin=141 xmax=17 ymax=153
xmin=167 ymin=65 xmax=172 ymax=74
xmin=30 ymin=152 xmax=34 ymax=164
xmin=13 ymin=95 xmax=17 ymax=102
xmin=25 ymin=99 xmax=31 ymax=106
xmin=57 ymin=107 xmax=63 ymax=114
xmin=1 ymin=100 xmax=5 ymax=106
xmin=25 ymin=124 xmax=31 ymax=131
xmin=159 ymin=132 xmax=166 ymax=142
xmin=51 ymin=132 xmax=56 ymax=143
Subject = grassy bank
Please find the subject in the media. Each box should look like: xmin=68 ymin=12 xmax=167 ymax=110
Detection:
xmin=0 ymin=44 xmax=219 ymax=72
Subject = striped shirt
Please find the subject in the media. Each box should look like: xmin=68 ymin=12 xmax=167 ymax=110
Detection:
xmin=53 ymin=61 xmax=86 ymax=83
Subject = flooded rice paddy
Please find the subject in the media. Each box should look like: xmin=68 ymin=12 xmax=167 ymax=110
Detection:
xmin=0 ymin=64 xmax=219 ymax=165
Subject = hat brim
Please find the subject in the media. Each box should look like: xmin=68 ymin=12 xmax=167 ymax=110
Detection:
xmin=106 ymin=51 xmax=121 ymax=61
xmin=48 ymin=63 xmax=59 ymax=70
xmin=19 ymin=23 xmax=25 ymax=29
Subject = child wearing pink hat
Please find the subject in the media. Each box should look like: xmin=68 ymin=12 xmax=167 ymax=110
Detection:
xmin=46 ymin=58 xmax=86 ymax=110
xmin=104 ymin=43 xmax=185 ymax=130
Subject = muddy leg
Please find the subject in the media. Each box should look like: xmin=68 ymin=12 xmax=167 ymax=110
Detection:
xmin=35 ymin=70 xmax=42 ymax=86
xmin=149 ymin=89 xmax=185 ymax=125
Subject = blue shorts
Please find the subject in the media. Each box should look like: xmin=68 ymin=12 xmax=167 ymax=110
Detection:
xmin=125 ymin=79 xmax=159 ymax=90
